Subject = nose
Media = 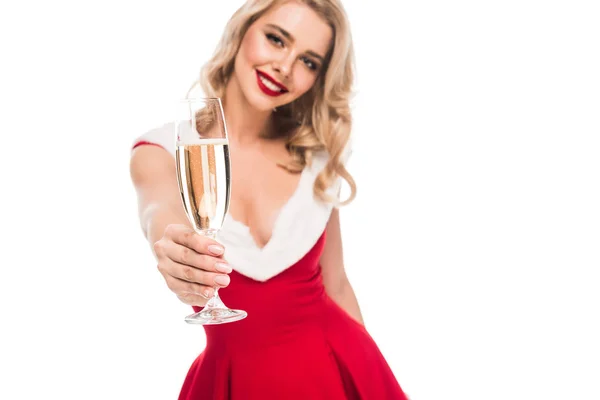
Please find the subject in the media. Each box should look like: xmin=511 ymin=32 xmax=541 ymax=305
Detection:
xmin=273 ymin=51 xmax=295 ymax=79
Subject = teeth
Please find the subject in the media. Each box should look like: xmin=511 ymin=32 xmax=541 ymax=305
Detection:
xmin=259 ymin=75 xmax=283 ymax=92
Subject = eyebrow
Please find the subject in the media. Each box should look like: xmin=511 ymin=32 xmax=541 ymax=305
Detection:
xmin=266 ymin=23 xmax=325 ymax=61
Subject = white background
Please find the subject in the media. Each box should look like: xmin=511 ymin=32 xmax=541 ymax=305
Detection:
xmin=1 ymin=1 xmax=599 ymax=399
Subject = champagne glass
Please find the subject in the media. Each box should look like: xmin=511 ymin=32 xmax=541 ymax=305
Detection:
xmin=174 ymin=97 xmax=247 ymax=325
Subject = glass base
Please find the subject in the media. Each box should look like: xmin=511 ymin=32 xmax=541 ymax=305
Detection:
xmin=185 ymin=307 xmax=247 ymax=325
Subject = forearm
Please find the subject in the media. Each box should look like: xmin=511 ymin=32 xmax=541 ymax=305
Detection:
xmin=327 ymin=280 xmax=364 ymax=325
xmin=141 ymin=202 xmax=190 ymax=258
xmin=130 ymin=146 xmax=193 ymax=261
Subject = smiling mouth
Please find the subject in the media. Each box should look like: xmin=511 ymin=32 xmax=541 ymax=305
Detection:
xmin=256 ymin=70 xmax=288 ymax=97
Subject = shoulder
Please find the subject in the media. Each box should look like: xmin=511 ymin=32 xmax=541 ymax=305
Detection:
xmin=304 ymin=144 xmax=352 ymax=206
xmin=308 ymin=142 xmax=352 ymax=169
xmin=306 ymin=142 xmax=352 ymax=178
xmin=307 ymin=149 xmax=330 ymax=173
xmin=131 ymin=121 xmax=176 ymax=157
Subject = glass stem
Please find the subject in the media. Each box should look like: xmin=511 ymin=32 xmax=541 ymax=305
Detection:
xmin=201 ymin=229 xmax=227 ymax=310
xmin=205 ymin=288 xmax=226 ymax=309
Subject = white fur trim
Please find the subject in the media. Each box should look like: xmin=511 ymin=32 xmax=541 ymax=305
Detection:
xmin=217 ymin=153 xmax=333 ymax=281
xmin=133 ymin=123 xmax=344 ymax=282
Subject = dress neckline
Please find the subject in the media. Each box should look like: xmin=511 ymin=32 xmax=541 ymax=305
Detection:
xmin=133 ymin=122 xmax=340 ymax=282
xmin=223 ymin=165 xmax=310 ymax=252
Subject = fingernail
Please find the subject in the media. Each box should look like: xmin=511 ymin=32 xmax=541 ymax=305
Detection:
xmin=203 ymin=289 xmax=212 ymax=299
xmin=208 ymin=245 xmax=224 ymax=255
xmin=214 ymin=275 xmax=230 ymax=286
xmin=215 ymin=262 xmax=232 ymax=273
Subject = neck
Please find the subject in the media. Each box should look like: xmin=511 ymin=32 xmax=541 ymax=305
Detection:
xmin=222 ymin=75 xmax=273 ymax=145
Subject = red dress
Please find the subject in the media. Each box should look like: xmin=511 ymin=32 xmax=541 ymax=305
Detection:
xmin=133 ymin=124 xmax=408 ymax=399
xmin=179 ymin=232 xmax=407 ymax=400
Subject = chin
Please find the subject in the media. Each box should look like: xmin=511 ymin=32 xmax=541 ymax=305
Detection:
xmin=246 ymin=91 xmax=284 ymax=112
xmin=253 ymin=97 xmax=280 ymax=112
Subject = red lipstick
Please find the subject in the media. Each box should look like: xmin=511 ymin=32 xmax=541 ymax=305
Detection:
xmin=256 ymin=70 xmax=288 ymax=97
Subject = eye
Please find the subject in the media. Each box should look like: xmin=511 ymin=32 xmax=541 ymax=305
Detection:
xmin=266 ymin=33 xmax=284 ymax=48
xmin=301 ymin=56 xmax=318 ymax=71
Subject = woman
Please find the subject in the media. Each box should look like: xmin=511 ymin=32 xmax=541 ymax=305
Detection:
xmin=130 ymin=0 xmax=408 ymax=398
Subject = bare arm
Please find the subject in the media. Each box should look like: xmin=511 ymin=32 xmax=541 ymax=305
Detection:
xmin=320 ymin=208 xmax=364 ymax=325
xmin=130 ymin=145 xmax=231 ymax=306
xmin=130 ymin=145 xmax=190 ymax=248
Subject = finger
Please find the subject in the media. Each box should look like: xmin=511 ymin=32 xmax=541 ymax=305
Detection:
xmin=165 ymin=274 xmax=216 ymax=299
xmin=167 ymin=225 xmax=225 ymax=256
xmin=176 ymin=292 xmax=210 ymax=307
xmin=165 ymin=241 xmax=232 ymax=274
xmin=166 ymin=260 xmax=231 ymax=288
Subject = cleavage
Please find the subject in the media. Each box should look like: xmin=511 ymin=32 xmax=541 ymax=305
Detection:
xmin=227 ymin=147 xmax=303 ymax=249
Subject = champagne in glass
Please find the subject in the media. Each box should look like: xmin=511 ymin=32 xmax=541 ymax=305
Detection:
xmin=175 ymin=97 xmax=247 ymax=325
xmin=177 ymin=139 xmax=230 ymax=236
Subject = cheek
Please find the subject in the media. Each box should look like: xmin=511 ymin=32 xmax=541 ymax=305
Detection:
xmin=292 ymin=70 xmax=318 ymax=96
xmin=240 ymin=33 xmax=271 ymax=67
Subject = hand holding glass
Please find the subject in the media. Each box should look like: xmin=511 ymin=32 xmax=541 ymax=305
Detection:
xmin=175 ymin=98 xmax=247 ymax=325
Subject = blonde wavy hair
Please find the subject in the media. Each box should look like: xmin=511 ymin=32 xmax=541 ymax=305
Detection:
xmin=189 ymin=0 xmax=356 ymax=205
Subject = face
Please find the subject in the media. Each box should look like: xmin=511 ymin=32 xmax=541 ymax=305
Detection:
xmin=232 ymin=1 xmax=333 ymax=112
